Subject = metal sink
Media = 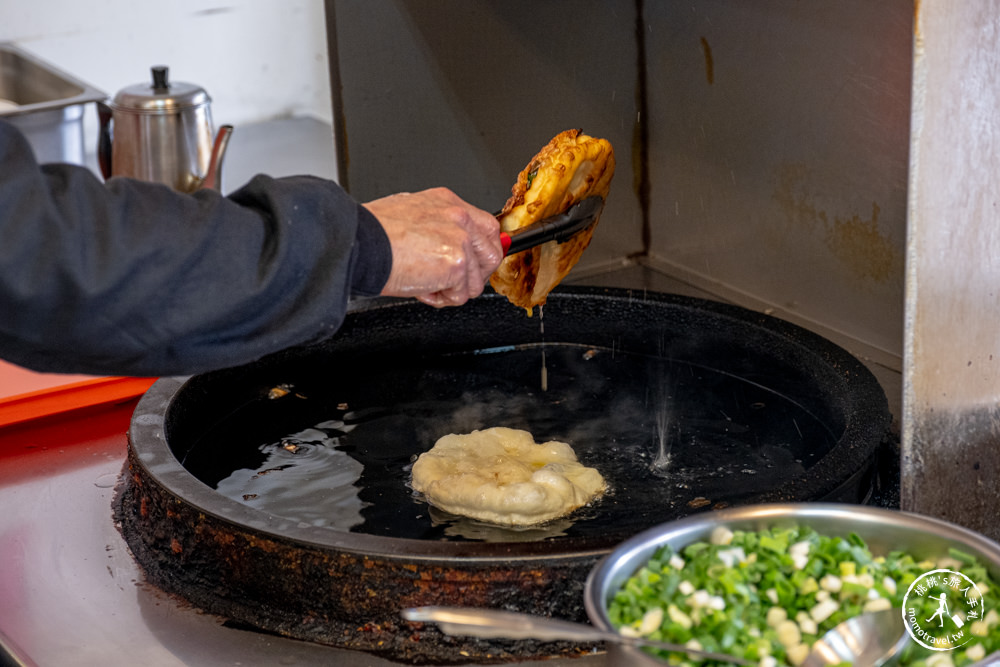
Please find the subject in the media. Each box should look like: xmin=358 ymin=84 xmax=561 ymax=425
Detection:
xmin=0 ymin=42 xmax=106 ymax=164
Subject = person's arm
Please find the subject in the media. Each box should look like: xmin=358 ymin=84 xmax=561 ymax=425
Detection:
xmin=0 ymin=120 xmax=387 ymax=377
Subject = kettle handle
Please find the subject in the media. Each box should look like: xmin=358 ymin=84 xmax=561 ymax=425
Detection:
xmin=96 ymin=101 xmax=113 ymax=180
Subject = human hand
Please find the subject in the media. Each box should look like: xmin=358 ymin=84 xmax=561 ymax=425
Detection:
xmin=364 ymin=187 xmax=503 ymax=307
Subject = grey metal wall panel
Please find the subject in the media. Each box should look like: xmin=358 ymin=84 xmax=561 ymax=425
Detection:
xmin=328 ymin=0 xmax=643 ymax=270
xmin=329 ymin=1 xmax=911 ymax=367
xmin=643 ymin=1 xmax=912 ymax=366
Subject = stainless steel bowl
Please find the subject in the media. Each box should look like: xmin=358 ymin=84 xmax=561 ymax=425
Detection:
xmin=584 ymin=503 xmax=1000 ymax=666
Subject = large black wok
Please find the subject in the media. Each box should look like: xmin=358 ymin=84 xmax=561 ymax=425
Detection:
xmin=115 ymin=286 xmax=890 ymax=664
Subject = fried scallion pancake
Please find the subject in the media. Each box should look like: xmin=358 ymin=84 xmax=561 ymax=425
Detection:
xmin=490 ymin=129 xmax=615 ymax=314
xmin=410 ymin=427 xmax=606 ymax=526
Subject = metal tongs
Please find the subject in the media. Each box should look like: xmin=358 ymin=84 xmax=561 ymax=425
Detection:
xmin=499 ymin=196 xmax=605 ymax=256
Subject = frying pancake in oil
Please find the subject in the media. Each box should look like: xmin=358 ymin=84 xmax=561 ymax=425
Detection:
xmin=410 ymin=427 xmax=606 ymax=526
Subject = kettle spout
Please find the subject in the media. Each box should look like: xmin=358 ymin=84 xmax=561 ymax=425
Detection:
xmin=200 ymin=125 xmax=233 ymax=191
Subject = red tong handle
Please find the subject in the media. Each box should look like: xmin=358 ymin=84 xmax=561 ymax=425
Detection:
xmin=500 ymin=232 xmax=513 ymax=256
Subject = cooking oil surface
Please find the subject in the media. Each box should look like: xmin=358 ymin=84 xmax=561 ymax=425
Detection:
xmin=184 ymin=343 xmax=838 ymax=542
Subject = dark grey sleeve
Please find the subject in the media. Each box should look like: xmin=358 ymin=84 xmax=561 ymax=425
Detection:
xmin=0 ymin=120 xmax=391 ymax=377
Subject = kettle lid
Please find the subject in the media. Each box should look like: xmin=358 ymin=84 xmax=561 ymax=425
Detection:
xmin=111 ymin=66 xmax=211 ymax=113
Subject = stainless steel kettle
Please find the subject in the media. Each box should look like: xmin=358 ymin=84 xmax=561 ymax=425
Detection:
xmin=97 ymin=66 xmax=232 ymax=192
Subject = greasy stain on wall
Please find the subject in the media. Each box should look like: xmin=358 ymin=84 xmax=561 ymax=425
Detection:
xmin=700 ymin=37 xmax=714 ymax=85
xmin=772 ymin=163 xmax=902 ymax=285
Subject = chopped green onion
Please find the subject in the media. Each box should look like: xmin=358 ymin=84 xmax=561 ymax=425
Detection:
xmin=607 ymin=525 xmax=1000 ymax=666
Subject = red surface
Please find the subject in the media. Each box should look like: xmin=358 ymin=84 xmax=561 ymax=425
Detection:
xmin=0 ymin=377 xmax=155 ymax=429
xmin=0 ymin=398 xmax=137 ymax=486
xmin=0 ymin=360 xmax=96 ymax=395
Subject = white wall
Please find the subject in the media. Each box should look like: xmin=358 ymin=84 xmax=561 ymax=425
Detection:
xmin=0 ymin=1 xmax=333 ymax=149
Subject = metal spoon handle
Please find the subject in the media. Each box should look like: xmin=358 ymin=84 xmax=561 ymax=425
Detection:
xmin=401 ymin=606 xmax=752 ymax=665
